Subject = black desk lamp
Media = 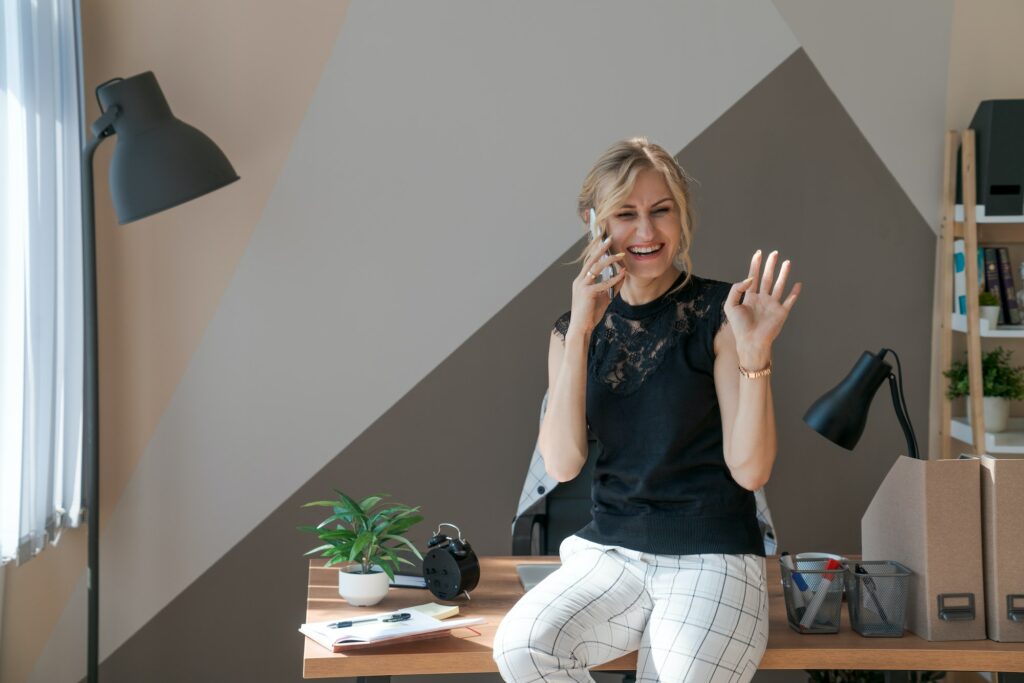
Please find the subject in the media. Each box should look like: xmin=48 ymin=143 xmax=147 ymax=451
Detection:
xmin=82 ymin=71 xmax=238 ymax=683
xmin=803 ymin=348 xmax=920 ymax=459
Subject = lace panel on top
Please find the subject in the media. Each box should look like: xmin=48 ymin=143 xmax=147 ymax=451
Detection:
xmin=551 ymin=278 xmax=729 ymax=396
xmin=591 ymin=297 xmax=704 ymax=395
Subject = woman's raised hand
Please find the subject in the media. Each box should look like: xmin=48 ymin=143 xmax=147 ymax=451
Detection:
xmin=567 ymin=240 xmax=627 ymax=338
xmin=724 ymin=250 xmax=801 ymax=362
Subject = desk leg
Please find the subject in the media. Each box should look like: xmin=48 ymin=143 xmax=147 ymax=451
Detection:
xmin=355 ymin=677 xmax=390 ymax=683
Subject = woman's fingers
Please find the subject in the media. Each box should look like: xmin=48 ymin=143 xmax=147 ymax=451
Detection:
xmin=783 ymin=281 xmax=803 ymax=311
xmin=747 ymin=250 xmax=761 ymax=293
xmin=589 ymin=264 xmax=626 ymax=294
xmin=582 ymin=251 xmax=626 ymax=281
xmin=580 ymin=238 xmax=613 ymax=276
xmin=586 ymin=262 xmax=627 ymax=290
xmin=772 ymin=259 xmax=791 ymax=299
xmin=760 ymin=251 xmax=778 ymax=295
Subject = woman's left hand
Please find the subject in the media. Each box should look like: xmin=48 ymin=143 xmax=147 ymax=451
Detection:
xmin=725 ymin=250 xmax=802 ymax=366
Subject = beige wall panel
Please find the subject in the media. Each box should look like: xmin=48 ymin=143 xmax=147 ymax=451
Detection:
xmin=0 ymin=2 xmax=350 ymax=682
xmin=946 ymin=0 xmax=1024 ymax=130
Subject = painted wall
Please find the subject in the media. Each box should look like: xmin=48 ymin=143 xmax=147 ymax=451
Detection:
xmin=3 ymin=1 xmax=998 ymax=681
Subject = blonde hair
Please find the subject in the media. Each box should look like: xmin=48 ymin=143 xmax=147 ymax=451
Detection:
xmin=573 ymin=136 xmax=697 ymax=295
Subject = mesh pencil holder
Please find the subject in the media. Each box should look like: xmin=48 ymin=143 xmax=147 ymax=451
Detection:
xmin=780 ymin=557 xmax=847 ymax=634
xmin=844 ymin=560 xmax=911 ymax=637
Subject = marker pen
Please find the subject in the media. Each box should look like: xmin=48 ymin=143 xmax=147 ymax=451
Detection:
xmin=799 ymin=559 xmax=843 ymax=629
xmin=780 ymin=552 xmax=808 ymax=612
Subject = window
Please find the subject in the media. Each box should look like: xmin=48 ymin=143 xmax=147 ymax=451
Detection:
xmin=1 ymin=0 xmax=86 ymax=565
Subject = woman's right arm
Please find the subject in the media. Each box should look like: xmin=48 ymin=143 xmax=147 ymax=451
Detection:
xmin=537 ymin=247 xmax=625 ymax=482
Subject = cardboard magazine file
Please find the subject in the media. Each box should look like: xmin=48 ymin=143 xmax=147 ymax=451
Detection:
xmin=861 ymin=455 xmax=986 ymax=641
xmin=979 ymin=454 xmax=1024 ymax=642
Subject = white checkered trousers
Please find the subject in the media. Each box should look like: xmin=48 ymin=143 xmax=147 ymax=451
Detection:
xmin=492 ymin=534 xmax=769 ymax=683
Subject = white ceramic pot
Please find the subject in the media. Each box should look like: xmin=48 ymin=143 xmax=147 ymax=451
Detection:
xmin=338 ymin=566 xmax=390 ymax=606
xmin=980 ymin=305 xmax=1001 ymax=329
xmin=966 ymin=395 xmax=1010 ymax=433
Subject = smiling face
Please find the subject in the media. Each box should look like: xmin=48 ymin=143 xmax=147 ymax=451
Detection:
xmin=604 ymin=168 xmax=681 ymax=280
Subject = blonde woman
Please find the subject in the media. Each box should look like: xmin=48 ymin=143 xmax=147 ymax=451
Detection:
xmin=492 ymin=137 xmax=801 ymax=683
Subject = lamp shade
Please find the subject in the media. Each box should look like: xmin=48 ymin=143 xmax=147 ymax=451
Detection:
xmin=803 ymin=350 xmax=892 ymax=450
xmin=96 ymin=71 xmax=239 ymax=224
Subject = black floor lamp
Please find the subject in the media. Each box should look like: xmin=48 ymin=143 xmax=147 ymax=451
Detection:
xmin=81 ymin=71 xmax=238 ymax=683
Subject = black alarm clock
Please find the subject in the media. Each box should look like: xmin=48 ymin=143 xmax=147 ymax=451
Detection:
xmin=421 ymin=523 xmax=480 ymax=600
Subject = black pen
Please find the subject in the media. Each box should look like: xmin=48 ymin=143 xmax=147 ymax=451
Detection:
xmin=328 ymin=612 xmax=412 ymax=629
xmin=855 ymin=564 xmax=890 ymax=624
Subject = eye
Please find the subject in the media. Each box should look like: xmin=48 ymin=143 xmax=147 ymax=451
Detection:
xmin=654 ymin=207 xmax=670 ymax=214
xmin=616 ymin=212 xmax=636 ymax=219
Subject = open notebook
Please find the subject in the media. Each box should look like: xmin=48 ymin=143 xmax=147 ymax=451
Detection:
xmin=301 ymin=607 xmax=484 ymax=653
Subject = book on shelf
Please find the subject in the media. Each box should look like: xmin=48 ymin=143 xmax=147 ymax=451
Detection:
xmin=996 ymin=247 xmax=1022 ymax=324
xmin=300 ymin=602 xmax=484 ymax=653
xmin=954 ymin=239 xmax=967 ymax=314
xmin=984 ymin=247 xmax=1004 ymax=323
xmin=952 ymin=239 xmax=985 ymax=315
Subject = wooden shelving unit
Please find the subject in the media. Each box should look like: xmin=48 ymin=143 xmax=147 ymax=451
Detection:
xmin=931 ymin=129 xmax=1024 ymax=458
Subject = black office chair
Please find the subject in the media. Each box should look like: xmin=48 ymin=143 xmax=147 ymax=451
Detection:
xmin=511 ymin=435 xmax=637 ymax=683
xmin=512 ymin=433 xmax=599 ymax=556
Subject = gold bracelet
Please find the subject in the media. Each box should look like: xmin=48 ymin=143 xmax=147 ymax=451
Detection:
xmin=738 ymin=360 xmax=772 ymax=379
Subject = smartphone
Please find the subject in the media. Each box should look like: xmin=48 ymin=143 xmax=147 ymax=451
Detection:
xmin=589 ymin=208 xmax=618 ymax=298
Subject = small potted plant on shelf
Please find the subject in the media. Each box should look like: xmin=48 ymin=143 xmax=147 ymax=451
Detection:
xmin=944 ymin=346 xmax=1024 ymax=433
xmin=299 ymin=490 xmax=424 ymax=606
xmin=979 ymin=290 xmax=1001 ymax=329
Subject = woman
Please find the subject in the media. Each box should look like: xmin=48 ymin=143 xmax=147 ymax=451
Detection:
xmin=492 ymin=137 xmax=801 ymax=683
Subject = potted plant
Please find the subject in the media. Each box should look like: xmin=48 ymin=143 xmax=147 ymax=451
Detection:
xmin=979 ymin=290 xmax=1001 ymax=328
xmin=299 ymin=490 xmax=424 ymax=606
xmin=944 ymin=346 xmax=1024 ymax=432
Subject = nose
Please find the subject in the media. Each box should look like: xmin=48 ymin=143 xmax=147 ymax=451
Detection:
xmin=635 ymin=214 xmax=656 ymax=241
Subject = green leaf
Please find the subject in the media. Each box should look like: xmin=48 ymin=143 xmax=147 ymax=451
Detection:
xmin=380 ymin=515 xmax=424 ymax=536
xmin=303 ymin=544 xmax=334 ymax=557
xmin=301 ymin=500 xmax=339 ymax=508
xmin=376 ymin=561 xmax=396 ymax=582
xmin=380 ymin=534 xmax=423 ymax=560
xmin=334 ymin=490 xmax=370 ymax=524
xmin=349 ymin=531 xmax=374 ymax=562
xmin=358 ymin=495 xmax=386 ymax=513
xmin=369 ymin=505 xmax=413 ymax=527
xmin=316 ymin=529 xmax=356 ymax=541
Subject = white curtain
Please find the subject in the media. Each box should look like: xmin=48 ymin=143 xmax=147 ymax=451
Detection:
xmin=0 ymin=0 xmax=85 ymax=566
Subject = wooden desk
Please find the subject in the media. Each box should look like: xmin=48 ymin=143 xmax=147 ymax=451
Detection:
xmin=303 ymin=557 xmax=1024 ymax=680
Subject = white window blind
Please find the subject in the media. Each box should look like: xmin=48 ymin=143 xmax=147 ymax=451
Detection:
xmin=0 ymin=0 xmax=86 ymax=566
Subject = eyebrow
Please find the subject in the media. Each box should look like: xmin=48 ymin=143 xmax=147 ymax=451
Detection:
xmin=619 ymin=197 xmax=673 ymax=209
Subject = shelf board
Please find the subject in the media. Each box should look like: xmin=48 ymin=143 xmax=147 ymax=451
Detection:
xmin=951 ymin=416 xmax=1024 ymax=454
xmin=951 ymin=312 xmax=1024 ymax=337
xmin=954 ymin=204 xmax=1024 ymax=224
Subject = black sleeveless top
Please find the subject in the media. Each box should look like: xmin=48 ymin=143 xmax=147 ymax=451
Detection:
xmin=553 ymin=270 xmax=764 ymax=556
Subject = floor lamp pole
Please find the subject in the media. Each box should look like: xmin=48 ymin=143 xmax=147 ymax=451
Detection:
xmin=82 ymin=116 xmax=111 ymax=683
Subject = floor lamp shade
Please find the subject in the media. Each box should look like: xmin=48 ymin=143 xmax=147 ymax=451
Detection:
xmin=96 ymin=71 xmax=239 ymax=224
xmin=803 ymin=350 xmax=891 ymax=450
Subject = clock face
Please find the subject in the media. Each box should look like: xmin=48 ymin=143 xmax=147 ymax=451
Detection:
xmin=423 ymin=548 xmax=462 ymax=600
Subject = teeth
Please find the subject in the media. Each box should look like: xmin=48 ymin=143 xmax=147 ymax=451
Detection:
xmin=628 ymin=244 xmax=662 ymax=255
